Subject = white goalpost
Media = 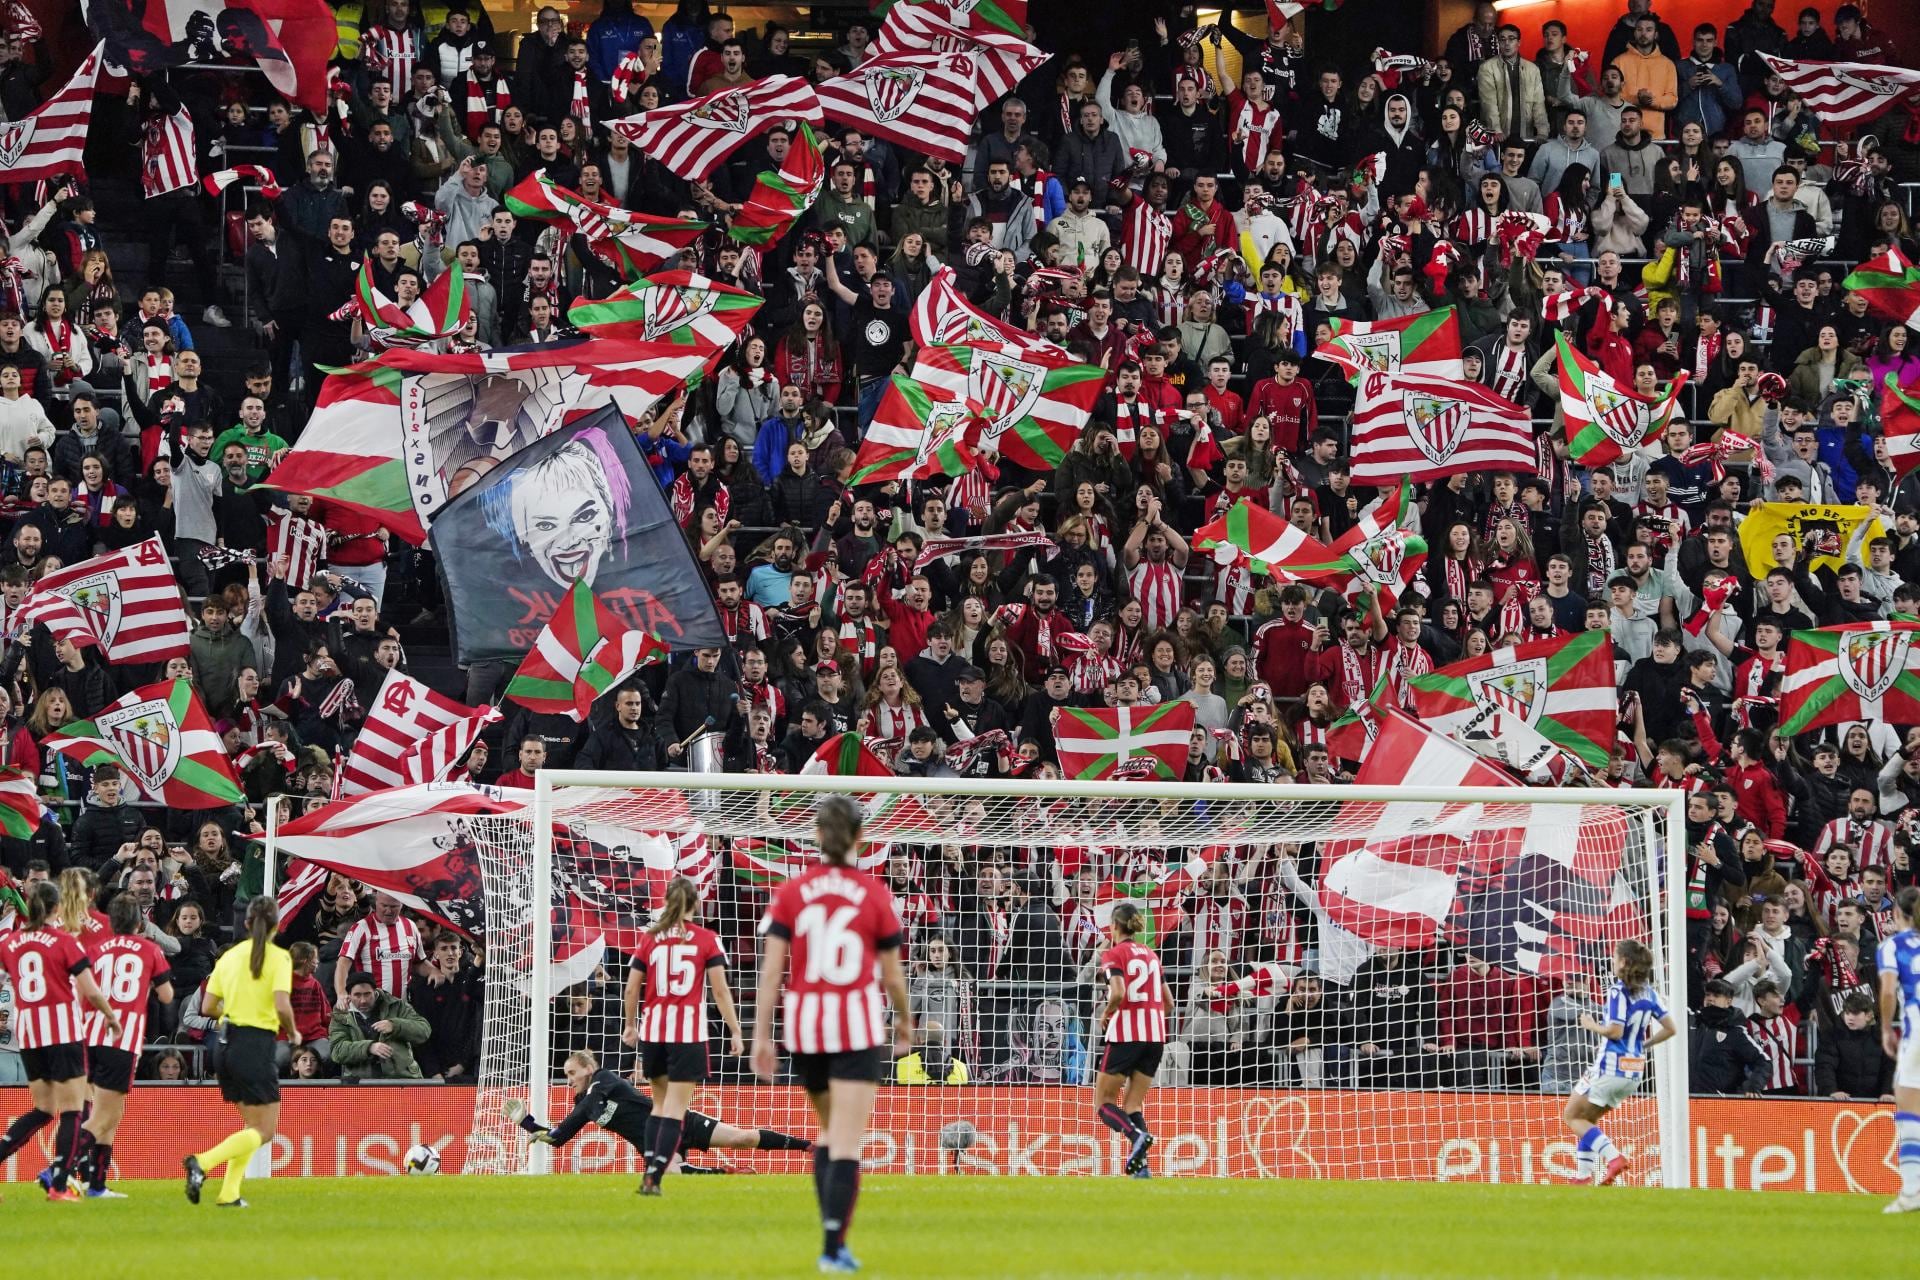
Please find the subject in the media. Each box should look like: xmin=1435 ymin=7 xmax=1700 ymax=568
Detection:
xmin=460 ymin=773 xmax=1689 ymax=1188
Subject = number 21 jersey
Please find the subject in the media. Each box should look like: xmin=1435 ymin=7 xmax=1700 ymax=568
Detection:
xmin=1101 ymin=940 xmax=1167 ymax=1043
xmin=762 ymin=864 xmax=902 ymax=1054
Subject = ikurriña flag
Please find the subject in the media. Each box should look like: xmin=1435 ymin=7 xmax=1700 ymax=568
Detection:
xmin=503 ymin=170 xmax=708 ymax=278
xmin=568 ymin=271 xmax=762 ymax=348
xmin=728 ymin=121 xmax=825 ymax=248
xmin=1315 ymin=308 xmax=1463 ymax=382
xmin=1778 ymin=621 xmax=1920 ymax=735
xmin=506 ymin=580 xmax=670 ymax=722
xmin=1556 ymin=332 xmax=1689 ymax=468
xmin=849 ymin=377 xmax=989 ymax=485
xmin=1844 ymin=248 xmax=1920 ymax=330
xmin=1051 ymin=701 xmax=1195 ymax=781
xmin=910 ymin=341 xmax=1103 ymax=469
xmin=45 ymin=680 xmax=243 ymax=809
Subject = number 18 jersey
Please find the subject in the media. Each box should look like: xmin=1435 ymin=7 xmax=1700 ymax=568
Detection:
xmin=85 ymin=934 xmax=171 ymax=1054
xmin=1101 ymin=940 xmax=1167 ymax=1043
xmin=761 ymin=864 xmax=902 ymax=1054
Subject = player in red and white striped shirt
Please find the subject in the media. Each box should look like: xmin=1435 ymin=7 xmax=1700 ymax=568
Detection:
xmin=0 ymin=880 xmax=119 ymax=1200
xmin=333 ymin=893 xmax=426 ymax=1005
xmin=622 ymin=877 xmax=743 ymax=1196
xmin=1096 ymin=901 xmax=1171 ymax=1179
xmin=77 ymin=892 xmax=174 ymax=1197
xmin=752 ymin=797 xmax=913 ymax=1274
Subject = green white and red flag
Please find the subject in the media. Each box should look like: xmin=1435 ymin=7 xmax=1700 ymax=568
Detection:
xmin=0 ymin=767 xmax=46 ymax=840
xmin=1315 ymin=307 xmax=1462 ymax=382
xmin=1881 ymin=372 xmax=1920 ymax=483
xmin=1310 ymin=477 xmax=1428 ymax=611
xmin=803 ymin=732 xmax=895 ymax=778
xmin=1556 ymin=331 xmax=1689 ymax=467
xmin=504 ymin=169 xmax=708 ymax=277
xmin=1408 ymin=631 xmax=1617 ymax=770
xmin=1843 ymin=248 xmax=1920 ymax=329
xmin=505 ymin=581 xmax=669 ymax=722
xmin=729 ymin=122 xmax=825 ymax=248
xmin=44 ymin=680 xmax=244 ymax=809
xmin=849 ymin=376 xmax=989 ymax=485
xmin=1194 ymin=498 xmax=1336 ymax=579
xmin=335 ymin=256 xmax=470 ymax=347
xmin=1051 ymin=701 xmax=1196 ymax=781
xmin=1326 ymin=668 xmax=1392 ymax=764
xmin=910 ymin=341 xmax=1103 ymax=469
xmin=264 ymin=338 xmax=711 ymax=544
xmin=1778 ymin=621 xmax=1920 ymax=736
xmin=730 ymin=837 xmax=814 ymax=885
xmin=568 ymin=271 xmax=762 ymax=349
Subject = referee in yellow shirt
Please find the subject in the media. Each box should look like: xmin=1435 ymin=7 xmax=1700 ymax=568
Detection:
xmin=184 ymin=898 xmax=298 ymax=1208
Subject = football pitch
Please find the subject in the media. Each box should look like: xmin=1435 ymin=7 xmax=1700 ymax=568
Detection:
xmin=10 ymin=1174 xmax=1910 ymax=1279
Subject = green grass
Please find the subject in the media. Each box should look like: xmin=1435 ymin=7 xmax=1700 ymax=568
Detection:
xmin=10 ymin=1174 xmax=1913 ymax=1280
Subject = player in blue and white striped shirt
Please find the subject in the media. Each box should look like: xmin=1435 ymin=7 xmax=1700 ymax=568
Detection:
xmin=1561 ymin=940 xmax=1677 ymax=1186
xmin=1875 ymin=886 xmax=1920 ymax=1214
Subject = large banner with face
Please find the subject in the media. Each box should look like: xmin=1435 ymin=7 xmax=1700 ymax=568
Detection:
xmin=429 ymin=405 xmax=727 ymax=663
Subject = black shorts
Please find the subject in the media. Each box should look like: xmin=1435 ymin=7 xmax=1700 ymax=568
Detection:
xmin=87 ymin=1045 xmax=135 ymax=1094
xmin=641 ymin=1040 xmax=709 ymax=1084
xmin=1100 ymin=1041 xmax=1164 ymax=1080
xmin=219 ymin=1027 xmax=281 ymax=1106
xmin=19 ymin=1042 xmax=85 ymax=1083
xmin=681 ymin=1109 xmax=719 ymax=1152
xmin=793 ymin=1047 xmax=886 ymax=1094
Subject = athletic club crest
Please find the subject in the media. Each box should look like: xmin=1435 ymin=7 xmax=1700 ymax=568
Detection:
xmin=1404 ymin=393 xmax=1468 ymax=466
xmin=1584 ymin=385 xmax=1645 ymax=451
xmin=1354 ymin=529 xmax=1407 ymax=587
xmin=1831 ymin=67 xmax=1904 ymax=98
xmin=0 ymin=118 xmax=33 ymax=169
xmin=1466 ymin=657 xmax=1549 ymax=726
xmin=1346 ymin=332 xmax=1400 ymax=373
xmin=687 ymin=89 xmax=752 ymax=133
xmin=97 ymin=697 xmax=181 ymax=796
xmin=917 ymin=402 xmax=971 ymax=465
xmin=1839 ymin=628 xmax=1909 ymax=702
xmin=970 ymin=352 xmax=1045 ymax=442
xmin=57 ymin=573 xmax=124 ymax=647
xmin=863 ymin=65 xmax=926 ymax=124
xmin=640 ymin=285 xmax=719 ymax=340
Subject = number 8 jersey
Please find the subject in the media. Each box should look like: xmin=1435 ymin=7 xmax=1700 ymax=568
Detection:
xmin=761 ymin=864 xmax=903 ymax=1054
xmin=0 ymin=927 xmax=89 ymax=1048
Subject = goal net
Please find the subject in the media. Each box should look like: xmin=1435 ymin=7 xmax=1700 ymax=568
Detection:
xmin=465 ymin=773 xmax=1689 ymax=1187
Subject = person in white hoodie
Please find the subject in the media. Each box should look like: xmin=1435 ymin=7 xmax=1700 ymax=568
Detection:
xmin=1096 ymin=56 xmax=1166 ymax=182
xmin=0 ymin=365 xmax=52 ymax=462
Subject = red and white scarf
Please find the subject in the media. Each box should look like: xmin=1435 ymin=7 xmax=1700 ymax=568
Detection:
xmin=463 ymin=74 xmax=512 ymax=138
xmin=611 ymin=51 xmax=649 ymax=103
xmin=1692 ymin=332 xmax=1723 ymax=382
xmin=143 ymin=352 xmax=173 ymax=393
xmin=37 ymin=317 xmax=74 ymax=384
xmin=569 ymin=71 xmax=593 ymax=127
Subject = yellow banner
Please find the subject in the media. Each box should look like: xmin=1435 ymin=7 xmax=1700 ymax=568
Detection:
xmin=1737 ymin=502 xmax=1884 ymax=580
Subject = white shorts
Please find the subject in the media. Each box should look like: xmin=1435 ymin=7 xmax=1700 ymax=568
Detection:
xmin=1898 ymin=1037 xmax=1920 ymax=1091
xmin=1574 ymin=1071 xmax=1642 ymax=1109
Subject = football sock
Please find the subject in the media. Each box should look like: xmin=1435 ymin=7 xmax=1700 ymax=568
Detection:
xmin=1590 ymin=1127 xmax=1620 ymax=1168
xmin=642 ymin=1115 xmax=661 ymax=1167
xmin=1573 ymin=1126 xmax=1598 ymax=1179
xmin=195 ymin=1127 xmax=263 ymax=1204
xmin=647 ymin=1118 xmax=682 ymax=1182
xmin=0 ymin=1109 xmax=51 ymax=1161
xmin=1097 ymin=1103 xmax=1137 ymax=1138
xmin=1129 ymin=1111 xmax=1148 ymax=1136
xmin=89 ymin=1143 xmax=113 ymax=1192
xmin=1896 ymin=1111 xmax=1920 ymax=1197
xmin=811 ymin=1145 xmax=831 ymax=1212
xmin=822 ymin=1158 xmax=860 ymax=1254
xmin=50 ymin=1111 xmax=82 ymax=1192
xmin=757 ymin=1127 xmax=811 ymax=1151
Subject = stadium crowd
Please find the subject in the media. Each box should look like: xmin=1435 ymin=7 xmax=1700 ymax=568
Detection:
xmin=0 ymin=0 xmax=1917 ymax=1103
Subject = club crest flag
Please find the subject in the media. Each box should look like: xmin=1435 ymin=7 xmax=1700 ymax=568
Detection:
xmin=1316 ymin=308 xmax=1463 ymax=382
xmin=910 ymin=341 xmax=1102 ymax=469
xmin=1349 ymin=369 xmax=1535 ymax=485
xmin=1779 ymin=622 xmax=1920 ymax=735
xmin=610 ymin=75 xmax=824 ymax=181
xmin=1408 ymin=631 xmax=1617 ymax=769
xmin=728 ymin=121 xmax=825 ymax=248
xmin=567 ymin=271 xmax=761 ymax=348
xmin=1844 ymin=248 xmax=1920 ymax=331
xmin=15 ymin=536 xmax=190 ymax=663
xmin=502 ymin=170 xmax=708 ymax=278
xmin=1556 ymin=331 xmax=1688 ymax=467
xmin=0 ymin=44 xmax=102 ymax=181
xmin=1736 ymin=502 xmax=1885 ymax=581
xmin=909 ymin=264 xmax=1032 ymax=347
xmin=430 ymin=404 xmax=727 ymax=664
xmin=44 ymin=680 xmax=243 ymax=809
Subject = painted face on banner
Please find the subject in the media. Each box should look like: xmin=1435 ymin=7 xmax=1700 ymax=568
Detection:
xmin=512 ymin=443 xmax=615 ymax=588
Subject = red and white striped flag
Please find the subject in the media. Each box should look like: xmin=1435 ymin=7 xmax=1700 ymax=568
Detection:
xmin=270 ymin=510 xmax=328 ymax=589
xmin=817 ymin=51 xmax=985 ymax=163
xmin=394 ymin=704 xmax=501 ymax=787
xmin=1758 ymin=54 xmax=1920 ymax=127
xmin=0 ymin=44 xmax=102 ymax=182
xmin=609 ymin=75 xmax=824 ymax=181
xmin=1349 ymin=369 xmax=1536 ymax=486
xmin=141 ymin=109 xmax=199 ymax=198
xmin=909 ymin=264 xmax=1029 ymax=347
xmin=275 ymin=857 xmax=333 ymax=925
xmin=15 ymin=536 xmax=190 ymax=663
xmin=870 ymin=6 xmax=1044 ymax=102
xmin=337 ymin=670 xmax=486 ymax=796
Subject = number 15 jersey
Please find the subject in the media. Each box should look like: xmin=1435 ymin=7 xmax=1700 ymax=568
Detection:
xmin=762 ymin=864 xmax=902 ymax=1054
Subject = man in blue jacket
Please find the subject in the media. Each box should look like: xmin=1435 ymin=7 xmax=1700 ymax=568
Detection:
xmin=1675 ymin=24 xmax=1743 ymax=136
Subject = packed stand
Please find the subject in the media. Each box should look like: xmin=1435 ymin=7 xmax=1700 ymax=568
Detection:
xmin=0 ymin=0 xmax=1916 ymax=1100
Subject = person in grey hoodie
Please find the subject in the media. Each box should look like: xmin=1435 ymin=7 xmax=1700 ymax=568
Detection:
xmin=1599 ymin=106 xmax=1661 ymax=196
xmin=1528 ymin=108 xmax=1604 ymax=195
xmin=1055 ymin=102 xmax=1128 ymax=207
xmin=433 ymin=155 xmax=500 ymax=251
xmin=1094 ymin=56 xmax=1165 ymax=175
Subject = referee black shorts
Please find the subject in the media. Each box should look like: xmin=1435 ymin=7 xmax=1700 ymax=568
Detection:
xmin=219 ymin=1027 xmax=282 ymax=1106
xmin=793 ymin=1046 xmax=886 ymax=1094
xmin=20 ymin=1042 xmax=85 ymax=1084
xmin=87 ymin=1045 xmax=136 ymax=1094
xmin=641 ymin=1040 xmax=709 ymax=1085
xmin=1099 ymin=1041 xmax=1164 ymax=1080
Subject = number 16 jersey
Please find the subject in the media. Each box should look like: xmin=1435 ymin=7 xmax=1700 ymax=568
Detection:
xmin=761 ymin=864 xmax=902 ymax=1054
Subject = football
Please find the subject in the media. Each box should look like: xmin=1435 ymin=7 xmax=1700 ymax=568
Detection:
xmin=403 ymin=1144 xmax=442 ymax=1176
